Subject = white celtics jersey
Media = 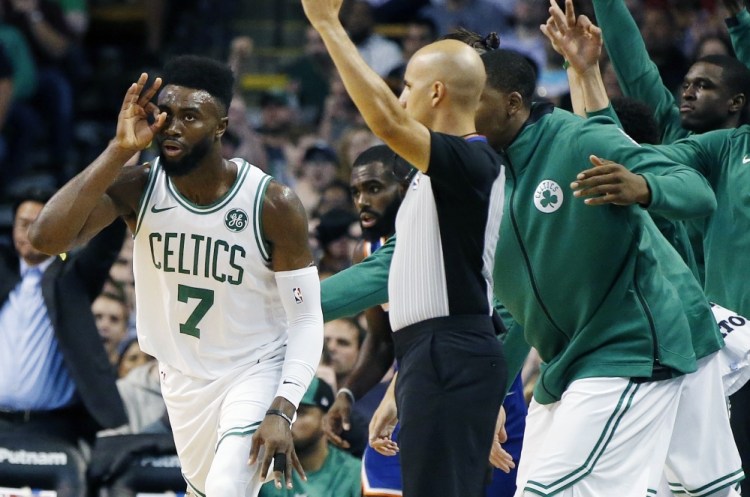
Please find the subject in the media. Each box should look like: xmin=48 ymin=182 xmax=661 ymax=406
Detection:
xmin=132 ymin=158 xmax=287 ymax=379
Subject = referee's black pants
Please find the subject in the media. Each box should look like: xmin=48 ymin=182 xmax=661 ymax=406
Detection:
xmin=393 ymin=315 xmax=507 ymax=497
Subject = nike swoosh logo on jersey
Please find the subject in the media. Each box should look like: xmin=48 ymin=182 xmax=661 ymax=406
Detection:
xmin=282 ymin=380 xmax=302 ymax=386
xmin=743 ymin=155 xmax=750 ymax=164
xmin=151 ymin=205 xmax=177 ymax=213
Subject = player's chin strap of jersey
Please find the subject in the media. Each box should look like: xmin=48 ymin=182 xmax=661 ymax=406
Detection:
xmin=274 ymin=265 xmax=325 ymax=408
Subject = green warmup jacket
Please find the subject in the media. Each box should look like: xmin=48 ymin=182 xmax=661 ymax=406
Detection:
xmin=645 ymin=126 xmax=750 ymax=317
xmin=493 ymin=104 xmax=719 ymax=404
xmin=322 ymin=104 xmax=721 ymax=404
xmin=588 ymin=105 xmax=699 ymax=279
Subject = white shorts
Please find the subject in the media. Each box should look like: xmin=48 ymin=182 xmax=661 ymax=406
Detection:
xmin=712 ymin=303 xmax=750 ymax=397
xmin=515 ymin=376 xmax=683 ymax=497
xmin=159 ymin=351 xmax=283 ymax=497
xmin=652 ymin=353 xmax=744 ymax=497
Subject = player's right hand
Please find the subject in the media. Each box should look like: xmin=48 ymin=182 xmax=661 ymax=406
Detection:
xmin=114 ymin=73 xmax=167 ymax=153
xmin=323 ymin=395 xmax=352 ymax=449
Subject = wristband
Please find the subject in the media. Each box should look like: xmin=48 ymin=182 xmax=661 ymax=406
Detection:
xmin=562 ymin=60 xmax=571 ymax=70
xmin=337 ymin=388 xmax=355 ymax=404
xmin=266 ymin=409 xmax=293 ymax=427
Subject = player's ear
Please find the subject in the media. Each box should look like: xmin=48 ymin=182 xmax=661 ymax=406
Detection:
xmin=216 ymin=116 xmax=229 ymax=139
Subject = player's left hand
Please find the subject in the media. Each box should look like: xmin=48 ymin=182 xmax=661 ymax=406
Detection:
xmin=570 ymin=155 xmax=651 ymax=206
xmin=301 ymin=0 xmax=344 ymax=28
xmin=249 ymin=404 xmax=305 ymax=490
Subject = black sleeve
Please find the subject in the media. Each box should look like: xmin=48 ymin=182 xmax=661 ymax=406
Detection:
xmin=426 ymin=130 xmax=502 ymax=202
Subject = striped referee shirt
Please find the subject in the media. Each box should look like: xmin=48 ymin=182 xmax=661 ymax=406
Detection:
xmin=388 ymin=131 xmax=505 ymax=331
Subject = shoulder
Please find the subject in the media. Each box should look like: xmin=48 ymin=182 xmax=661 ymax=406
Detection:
xmin=262 ymin=180 xmax=305 ymax=218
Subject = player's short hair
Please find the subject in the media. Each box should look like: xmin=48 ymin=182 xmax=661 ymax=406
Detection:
xmin=695 ymin=54 xmax=750 ymax=100
xmin=161 ymin=55 xmax=235 ymax=115
xmin=481 ymin=49 xmax=537 ymax=108
xmin=611 ymin=96 xmax=660 ymax=145
xmin=352 ymin=144 xmax=415 ymax=186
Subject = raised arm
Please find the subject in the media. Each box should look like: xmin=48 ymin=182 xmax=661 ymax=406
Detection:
xmin=301 ymin=0 xmax=431 ymax=171
xmin=591 ymin=0 xmax=686 ymax=142
xmin=29 ymin=74 xmax=167 ymax=254
xmin=724 ymin=0 xmax=750 ymax=67
xmin=250 ymin=181 xmax=324 ymax=488
xmin=541 ymin=0 xmax=610 ymax=114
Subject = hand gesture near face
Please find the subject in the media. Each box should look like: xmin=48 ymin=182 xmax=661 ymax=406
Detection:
xmin=114 ymin=73 xmax=167 ymax=153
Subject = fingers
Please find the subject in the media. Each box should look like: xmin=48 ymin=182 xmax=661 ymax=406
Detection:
xmin=121 ymin=73 xmax=149 ymax=112
xmin=248 ymin=434 xmax=261 ymax=466
xmin=272 ymin=452 xmax=288 ymax=489
xmin=369 ymin=437 xmax=399 ymax=456
xmin=548 ymin=0 xmax=566 ymax=32
xmin=489 ymin=442 xmax=516 ymax=473
xmin=138 ymin=77 xmax=163 ymax=108
xmin=291 ymin=449 xmax=306 ymax=482
xmin=324 ymin=428 xmax=351 ymax=449
xmin=564 ymin=0 xmax=576 ymax=27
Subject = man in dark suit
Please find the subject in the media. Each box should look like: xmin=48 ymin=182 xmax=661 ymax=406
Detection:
xmin=0 ymin=186 xmax=127 ymax=445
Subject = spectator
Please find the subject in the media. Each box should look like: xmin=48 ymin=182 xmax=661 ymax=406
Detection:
xmin=116 ymin=337 xmax=153 ymax=380
xmin=295 ymin=142 xmax=342 ymax=214
xmin=385 ymin=17 xmax=438 ymax=94
xmin=256 ymin=89 xmax=299 ymax=186
xmin=0 ymin=25 xmax=38 ymax=190
xmin=258 ymin=377 xmax=361 ymax=497
xmin=224 ymin=94 xmax=269 ymax=172
xmin=2 ymin=0 xmax=79 ymax=178
xmin=0 ymin=187 xmax=126 ymax=469
xmin=284 ymin=26 xmax=335 ymax=125
xmin=92 ymin=290 xmax=130 ymax=367
xmin=341 ymin=0 xmax=403 ymax=77
xmin=324 ymin=317 xmax=365 ymax=389
xmin=419 ymin=0 xmax=510 ymax=38
xmin=315 ymin=207 xmax=358 ymax=276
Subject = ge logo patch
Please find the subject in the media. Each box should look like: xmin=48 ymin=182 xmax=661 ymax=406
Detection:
xmin=224 ymin=208 xmax=248 ymax=232
xmin=534 ymin=180 xmax=563 ymax=213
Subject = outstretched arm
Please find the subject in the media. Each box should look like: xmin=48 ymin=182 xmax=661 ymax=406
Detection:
xmin=301 ymin=0 xmax=431 ymax=171
xmin=250 ymin=181 xmax=324 ymax=489
xmin=29 ymin=74 xmax=166 ymax=253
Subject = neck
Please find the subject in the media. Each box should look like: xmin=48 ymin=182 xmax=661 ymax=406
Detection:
xmin=431 ymin=112 xmax=477 ymax=138
xmin=298 ymin=437 xmax=329 ymax=472
xmin=170 ymin=155 xmax=236 ymax=206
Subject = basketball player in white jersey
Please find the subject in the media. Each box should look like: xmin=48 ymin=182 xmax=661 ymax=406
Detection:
xmin=28 ymin=55 xmax=324 ymax=497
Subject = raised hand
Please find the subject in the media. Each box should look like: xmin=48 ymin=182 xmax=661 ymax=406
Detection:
xmin=114 ymin=73 xmax=167 ymax=153
xmin=301 ymin=0 xmax=345 ymax=28
xmin=570 ymin=155 xmax=651 ymax=206
xmin=540 ymin=0 xmax=602 ymax=75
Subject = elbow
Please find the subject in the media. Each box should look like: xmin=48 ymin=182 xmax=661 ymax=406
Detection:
xmin=28 ymin=222 xmax=65 ymax=255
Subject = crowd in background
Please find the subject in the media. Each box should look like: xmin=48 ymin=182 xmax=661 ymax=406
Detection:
xmin=1 ymin=0 xmax=749 ymax=494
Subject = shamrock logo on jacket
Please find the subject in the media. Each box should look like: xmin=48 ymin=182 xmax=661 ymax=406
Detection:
xmin=534 ymin=180 xmax=563 ymax=213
